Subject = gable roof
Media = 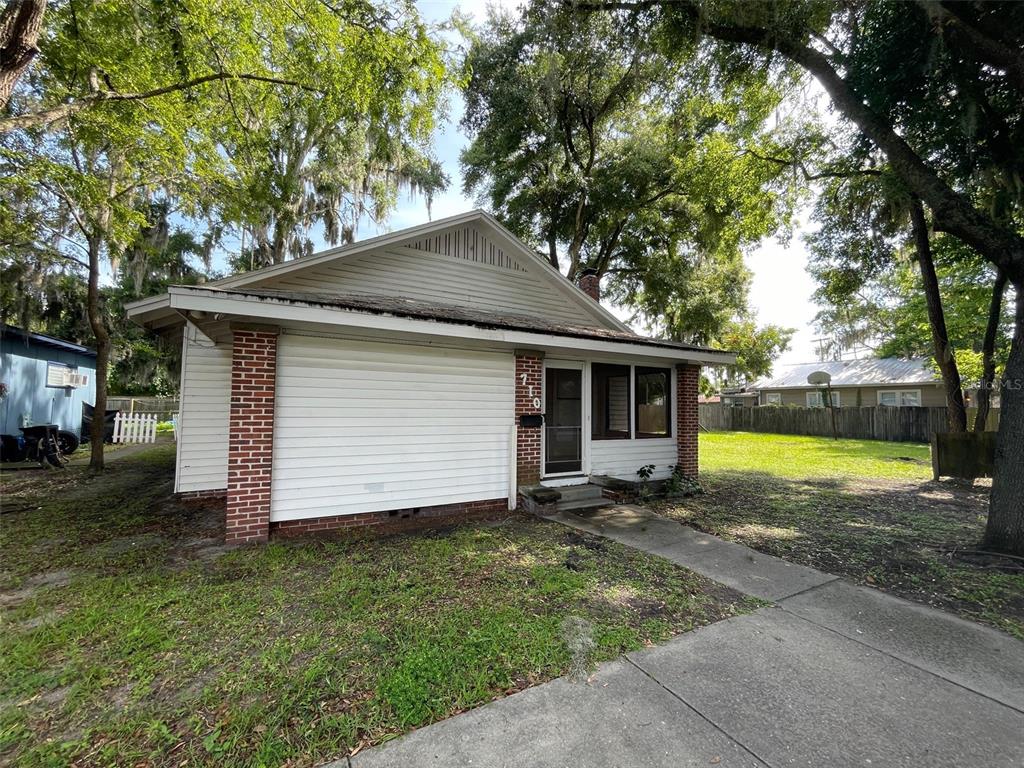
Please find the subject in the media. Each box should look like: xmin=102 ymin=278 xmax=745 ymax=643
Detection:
xmin=751 ymin=358 xmax=941 ymax=390
xmin=208 ymin=209 xmax=631 ymax=333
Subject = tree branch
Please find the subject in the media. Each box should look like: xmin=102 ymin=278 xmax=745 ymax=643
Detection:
xmin=0 ymin=71 xmax=326 ymax=134
xmin=741 ymin=148 xmax=882 ymax=181
xmin=569 ymin=0 xmax=1024 ymax=283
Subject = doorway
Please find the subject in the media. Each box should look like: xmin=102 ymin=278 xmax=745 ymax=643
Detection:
xmin=544 ymin=367 xmax=583 ymax=475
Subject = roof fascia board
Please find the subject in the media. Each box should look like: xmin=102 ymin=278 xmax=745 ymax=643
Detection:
xmin=165 ymin=287 xmax=734 ymax=366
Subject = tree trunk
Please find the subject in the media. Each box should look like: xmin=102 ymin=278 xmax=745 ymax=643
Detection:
xmin=974 ymin=270 xmax=1007 ymax=432
xmin=909 ymin=198 xmax=967 ymax=432
xmin=546 ymin=227 xmax=559 ymax=270
xmin=86 ymin=234 xmax=110 ymax=472
xmin=0 ymin=0 xmax=45 ymax=109
xmin=984 ymin=282 xmax=1024 ymax=555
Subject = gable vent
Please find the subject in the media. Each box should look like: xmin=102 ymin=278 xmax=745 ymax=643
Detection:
xmin=402 ymin=226 xmax=528 ymax=273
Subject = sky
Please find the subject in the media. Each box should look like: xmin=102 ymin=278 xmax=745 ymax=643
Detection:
xmin=320 ymin=0 xmax=824 ymax=374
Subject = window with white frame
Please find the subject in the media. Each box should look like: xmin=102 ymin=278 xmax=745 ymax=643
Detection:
xmin=806 ymin=390 xmax=839 ymax=408
xmin=878 ymin=389 xmax=920 ymax=407
xmin=591 ymin=363 xmax=672 ymax=439
xmin=765 ymin=392 xmax=782 ymax=405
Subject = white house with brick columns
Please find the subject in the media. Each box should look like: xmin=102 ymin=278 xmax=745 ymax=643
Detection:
xmin=127 ymin=211 xmax=733 ymax=544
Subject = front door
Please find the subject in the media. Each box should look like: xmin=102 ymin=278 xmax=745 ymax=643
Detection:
xmin=544 ymin=367 xmax=583 ymax=475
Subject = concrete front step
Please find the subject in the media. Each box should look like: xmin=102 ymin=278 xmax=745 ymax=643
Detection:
xmin=552 ymin=483 xmax=605 ymax=502
xmin=555 ymin=498 xmax=613 ymax=514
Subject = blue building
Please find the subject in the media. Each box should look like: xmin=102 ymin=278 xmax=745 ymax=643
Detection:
xmin=0 ymin=325 xmax=97 ymax=443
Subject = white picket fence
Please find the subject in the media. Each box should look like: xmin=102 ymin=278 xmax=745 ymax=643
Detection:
xmin=112 ymin=412 xmax=158 ymax=444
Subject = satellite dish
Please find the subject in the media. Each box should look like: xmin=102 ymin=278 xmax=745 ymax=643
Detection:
xmin=807 ymin=370 xmax=832 ymax=386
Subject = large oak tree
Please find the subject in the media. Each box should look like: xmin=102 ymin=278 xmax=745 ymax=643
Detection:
xmin=576 ymin=0 xmax=1024 ymax=554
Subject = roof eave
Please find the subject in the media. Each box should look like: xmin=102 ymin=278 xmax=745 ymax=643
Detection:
xmin=163 ymin=286 xmax=735 ymax=366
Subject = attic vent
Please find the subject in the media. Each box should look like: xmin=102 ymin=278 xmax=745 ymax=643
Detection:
xmin=403 ymin=226 xmax=528 ymax=273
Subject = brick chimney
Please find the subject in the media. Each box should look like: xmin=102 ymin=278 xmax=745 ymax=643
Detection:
xmin=578 ymin=268 xmax=600 ymax=302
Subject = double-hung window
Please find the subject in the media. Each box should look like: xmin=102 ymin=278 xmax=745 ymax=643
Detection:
xmin=591 ymin=364 xmax=673 ymax=439
xmin=635 ymin=367 xmax=671 ymax=438
xmin=591 ymin=364 xmax=630 ymax=439
xmin=807 ymin=390 xmax=840 ymax=408
xmin=878 ymin=390 xmax=920 ymax=407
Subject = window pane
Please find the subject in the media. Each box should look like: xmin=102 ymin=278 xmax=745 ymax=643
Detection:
xmin=879 ymin=392 xmax=897 ymax=406
xmin=592 ymin=364 xmax=630 ymax=439
xmin=766 ymin=393 xmax=781 ymax=405
xmin=901 ymin=391 xmax=920 ymax=406
xmin=636 ymin=367 xmax=671 ymax=437
xmin=807 ymin=391 xmax=823 ymax=408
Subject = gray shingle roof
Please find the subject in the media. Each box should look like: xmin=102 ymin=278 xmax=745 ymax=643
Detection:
xmin=752 ymin=358 xmax=941 ymax=390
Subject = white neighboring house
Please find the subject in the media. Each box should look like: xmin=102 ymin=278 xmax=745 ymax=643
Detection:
xmin=128 ymin=210 xmax=733 ymax=544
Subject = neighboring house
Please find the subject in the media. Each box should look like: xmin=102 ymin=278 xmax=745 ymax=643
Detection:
xmin=751 ymin=358 xmax=945 ymax=408
xmin=720 ymin=386 xmax=758 ymax=407
xmin=128 ymin=210 xmax=733 ymax=544
xmin=0 ymin=325 xmax=96 ymax=446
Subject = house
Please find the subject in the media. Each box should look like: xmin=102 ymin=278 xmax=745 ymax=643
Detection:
xmin=0 ymin=324 xmax=96 ymax=454
xmin=127 ymin=211 xmax=733 ymax=544
xmin=751 ymin=358 xmax=945 ymax=408
xmin=720 ymin=386 xmax=758 ymax=407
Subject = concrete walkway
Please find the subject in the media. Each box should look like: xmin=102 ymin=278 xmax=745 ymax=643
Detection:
xmin=338 ymin=506 xmax=1024 ymax=768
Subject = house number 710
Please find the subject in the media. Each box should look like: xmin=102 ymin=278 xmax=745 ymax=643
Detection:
xmin=520 ymin=373 xmax=541 ymax=409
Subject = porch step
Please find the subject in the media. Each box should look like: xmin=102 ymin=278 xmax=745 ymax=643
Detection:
xmin=554 ymin=483 xmax=605 ymax=502
xmin=556 ymin=497 xmax=613 ymax=514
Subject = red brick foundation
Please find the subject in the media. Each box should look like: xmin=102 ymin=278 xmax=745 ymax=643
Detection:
xmin=676 ymin=364 xmax=700 ymax=478
xmin=178 ymin=488 xmax=227 ymax=501
xmin=225 ymin=328 xmax=279 ymax=545
xmin=514 ymin=351 xmax=544 ymax=486
xmin=270 ymin=498 xmax=511 ymax=537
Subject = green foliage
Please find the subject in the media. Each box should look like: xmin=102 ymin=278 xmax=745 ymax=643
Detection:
xmin=1 ymin=0 xmax=458 ymax=396
xmin=811 ymin=211 xmax=1014 ymax=386
xmin=461 ymin=0 xmax=800 ymax=344
xmin=716 ymin=319 xmax=794 ymax=384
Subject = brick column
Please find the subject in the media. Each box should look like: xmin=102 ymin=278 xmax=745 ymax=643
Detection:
xmin=676 ymin=364 xmax=700 ymax=478
xmin=226 ymin=327 xmax=279 ymax=544
xmin=515 ymin=350 xmax=544 ymax=487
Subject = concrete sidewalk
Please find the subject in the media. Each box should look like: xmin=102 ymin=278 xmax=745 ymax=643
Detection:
xmin=338 ymin=506 xmax=1024 ymax=768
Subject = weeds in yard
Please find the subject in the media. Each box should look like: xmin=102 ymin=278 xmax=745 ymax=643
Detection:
xmin=0 ymin=445 xmax=754 ymax=767
xmin=560 ymin=616 xmax=597 ymax=681
xmin=656 ymin=433 xmax=1024 ymax=639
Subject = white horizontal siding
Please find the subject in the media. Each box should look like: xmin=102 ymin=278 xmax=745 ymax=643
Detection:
xmin=255 ymin=230 xmax=597 ymax=326
xmin=270 ymin=334 xmax=514 ymax=521
xmin=176 ymin=324 xmax=231 ymax=492
xmin=589 ymin=438 xmax=678 ymax=481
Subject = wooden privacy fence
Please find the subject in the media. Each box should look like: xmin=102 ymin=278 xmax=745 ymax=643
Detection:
xmin=112 ymin=412 xmax=158 ymax=444
xmin=107 ymin=397 xmax=179 ymax=420
xmin=699 ymin=404 xmax=999 ymax=443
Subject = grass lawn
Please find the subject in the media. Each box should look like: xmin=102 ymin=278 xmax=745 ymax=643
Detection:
xmin=656 ymin=431 xmax=1023 ymax=639
xmin=0 ymin=445 xmax=756 ymax=767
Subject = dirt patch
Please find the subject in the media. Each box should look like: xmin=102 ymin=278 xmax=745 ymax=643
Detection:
xmin=657 ymin=470 xmax=1022 ymax=638
xmin=0 ymin=569 xmax=75 ymax=607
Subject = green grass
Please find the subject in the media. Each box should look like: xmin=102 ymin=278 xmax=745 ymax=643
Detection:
xmin=655 ymin=431 xmax=1023 ymax=639
xmin=0 ymin=445 xmax=754 ymax=767
xmin=699 ymin=431 xmax=933 ymax=480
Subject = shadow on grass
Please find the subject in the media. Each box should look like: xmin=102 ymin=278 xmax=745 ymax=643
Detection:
xmin=656 ymin=469 xmax=1022 ymax=640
